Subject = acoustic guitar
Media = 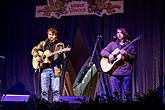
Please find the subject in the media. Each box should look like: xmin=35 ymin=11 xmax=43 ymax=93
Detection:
xmin=100 ymin=34 xmax=144 ymax=73
xmin=32 ymin=47 xmax=71 ymax=69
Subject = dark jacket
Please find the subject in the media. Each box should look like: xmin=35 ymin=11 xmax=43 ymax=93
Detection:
xmin=31 ymin=39 xmax=66 ymax=76
xmin=100 ymin=39 xmax=136 ymax=76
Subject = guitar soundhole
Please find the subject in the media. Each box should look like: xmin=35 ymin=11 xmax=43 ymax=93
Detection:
xmin=43 ymin=55 xmax=46 ymax=59
xmin=111 ymin=60 xmax=114 ymax=64
xmin=114 ymin=54 xmax=117 ymax=58
xmin=110 ymin=54 xmax=117 ymax=64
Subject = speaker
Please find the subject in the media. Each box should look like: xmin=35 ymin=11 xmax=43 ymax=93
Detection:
xmin=59 ymin=96 xmax=91 ymax=104
xmin=1 ymin=94 xmax=31 ymax=102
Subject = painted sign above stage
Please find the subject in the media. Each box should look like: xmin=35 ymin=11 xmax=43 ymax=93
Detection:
xmin=35 ymin=0 xmax=124 ymax=19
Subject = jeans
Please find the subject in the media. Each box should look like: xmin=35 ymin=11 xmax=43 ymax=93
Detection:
xmin=110 ymin=75 xmax=132 ymax=101
xmin=41 ymin=68 xmax=60 ymax=102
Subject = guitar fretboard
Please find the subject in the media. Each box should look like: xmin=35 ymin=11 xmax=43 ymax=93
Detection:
xmin=122 ymin=34 xmax=144 ymax=50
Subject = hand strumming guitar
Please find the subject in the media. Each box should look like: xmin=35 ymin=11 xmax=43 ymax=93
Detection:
xmin=108 ymin=49 xmax=127 ymax=61
xmin=108 ymin=54 xmax=114 ymax=60
xmin=35 ymin=56 xmax=41 ymax=62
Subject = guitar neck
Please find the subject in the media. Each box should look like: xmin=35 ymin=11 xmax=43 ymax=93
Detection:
xmin=122 ymin=41 xmax=134 ymax=50
xmin=51 ymin=51 xmax=58 ymax=56
xmin=51 ymin=48 xmax=71 ymax=56
xmin=122 ymin=34 xmax=144 ymax=50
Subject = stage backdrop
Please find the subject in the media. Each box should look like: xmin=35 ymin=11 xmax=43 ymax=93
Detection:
xmin=0 ymin=0 xmax=164 ymax=103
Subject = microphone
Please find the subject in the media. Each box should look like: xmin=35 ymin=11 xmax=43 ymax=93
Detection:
xmin=113 ymin=35 xmax=117 ymax=39
xmin=113 ymin=35 xmax=117 ymax=41
xmin=97 ymin=35 xmax=102 ymax=40
xmin=0 ymin=55 xmax=5 ymax=59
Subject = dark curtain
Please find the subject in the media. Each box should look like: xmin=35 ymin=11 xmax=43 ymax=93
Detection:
xmin=0 ymin=0 xmax=164 ymax=103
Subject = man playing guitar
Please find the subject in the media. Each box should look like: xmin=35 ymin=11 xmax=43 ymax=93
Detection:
xmin=31 ymin=27 xmax=70 ymax=102
xmin=100 ymin=28 xmax=136 ymax=101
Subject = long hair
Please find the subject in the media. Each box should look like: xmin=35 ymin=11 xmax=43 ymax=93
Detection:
xmin=113 ymin=28 xmax=130 ymax=42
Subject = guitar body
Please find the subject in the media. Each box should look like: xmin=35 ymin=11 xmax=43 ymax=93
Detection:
xmin=32 ymin=51 xmax=43 ymax=69
xmin=100 ymin=54 xmax=122 ymax=73
xmin=42 ymin=50 xmax=52 ymax=64
xmin=32 ymin=47 xmax=71 ymax=69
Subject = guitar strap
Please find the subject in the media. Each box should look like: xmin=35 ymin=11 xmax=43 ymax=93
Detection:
xmin=42 ymin=39 xmax=48 ymax=52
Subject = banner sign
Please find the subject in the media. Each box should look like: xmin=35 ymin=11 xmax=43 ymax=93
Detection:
xmin=35 ymin=0 xmax=124 ymax=19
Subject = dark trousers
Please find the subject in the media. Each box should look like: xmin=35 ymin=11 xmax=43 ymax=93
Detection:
xmin=110 ymin=75 xmax=132 ymax=101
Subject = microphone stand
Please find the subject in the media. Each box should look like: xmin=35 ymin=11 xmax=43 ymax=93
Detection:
xmin=87 ymin=35 xmax=102 ymax=94
xmin=33 ymin=64 xmax=41 ymax=98
xmin=0 ymin=55 xmax=5 ymax=99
